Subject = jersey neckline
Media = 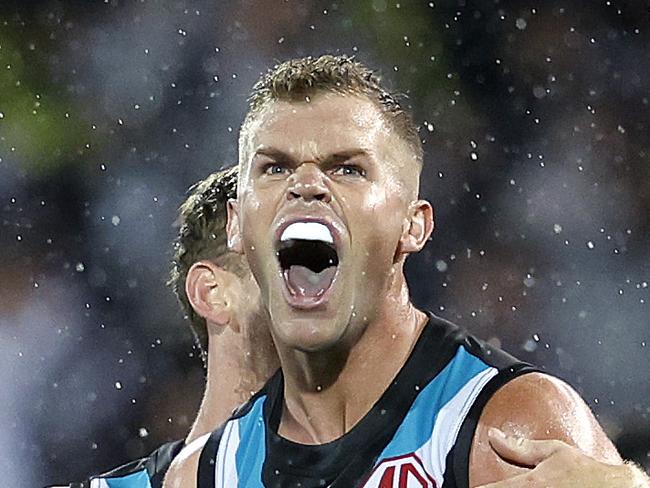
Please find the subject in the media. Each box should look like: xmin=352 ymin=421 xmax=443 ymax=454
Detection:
xmin=261 ymin=314 xmax=463 ymax=482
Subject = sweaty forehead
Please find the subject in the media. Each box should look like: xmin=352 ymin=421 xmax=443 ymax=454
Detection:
xmin=244 ymin=94 xmax=391 ymax=161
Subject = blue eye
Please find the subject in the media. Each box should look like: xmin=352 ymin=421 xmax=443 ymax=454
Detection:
xmin=264 ymin=164 xmax=289 ymax=175
xmin=333 ymin=165 xmax=366 ymax=177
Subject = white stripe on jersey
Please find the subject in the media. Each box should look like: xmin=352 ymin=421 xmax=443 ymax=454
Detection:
xmin=173 ymin=432 xmax=211 ymax=466
xmin=214 ymin=418 xmax=240 ymax=488
xmin=417 ymin=367 xmax=498 ymax=482
xmin=89 ymin=478 xmax=110 ymax=488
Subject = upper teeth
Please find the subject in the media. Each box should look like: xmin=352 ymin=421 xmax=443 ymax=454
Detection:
xmin=280 ymin=222 xmax=333 ymax=244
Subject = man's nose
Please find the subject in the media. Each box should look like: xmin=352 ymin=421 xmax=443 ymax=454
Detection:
xmin=287 ymin=164 xmax=331 ymax=203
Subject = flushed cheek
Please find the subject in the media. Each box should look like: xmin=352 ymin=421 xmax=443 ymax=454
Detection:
xmin=241 ymin=188 xmax=263 ymax=213
xmin=348 ymin=190 xmax=405 ymax=272
xmin=360 ymin=184 xmax=388 ymax=212
xmin=240 ymin=209 xmax=275 ymax=277
xmin=356 ymin=186 xmax=404 ymax=235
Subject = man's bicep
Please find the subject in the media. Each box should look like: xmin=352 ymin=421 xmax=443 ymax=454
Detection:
xmin=468 ymin=372 xmax=622 ymax=487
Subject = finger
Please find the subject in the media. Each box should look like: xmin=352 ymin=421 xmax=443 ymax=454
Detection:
xmin=488 ymin=427 xmax=566 ymax=467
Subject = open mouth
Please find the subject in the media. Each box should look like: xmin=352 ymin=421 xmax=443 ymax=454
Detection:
xmin=276 ymin=222 xmax=340 ymax=305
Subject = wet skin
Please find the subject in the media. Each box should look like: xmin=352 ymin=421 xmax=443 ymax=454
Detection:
xmin=162 ymin=92 xmax=639 ymax=488
xmin=228 ymin=92 xmax=430 ymax=356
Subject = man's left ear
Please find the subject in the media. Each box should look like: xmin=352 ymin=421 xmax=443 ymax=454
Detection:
xmin=226 ymin=198 xmax=243 ymax=254
xmin=399 ymin=200 xmax=434 ymax=254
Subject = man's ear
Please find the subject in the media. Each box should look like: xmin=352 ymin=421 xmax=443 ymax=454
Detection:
xmin=226 ymin=198 xmax=243 ymax=254
xmin=185 ymin=260 xmax=238 ymax=333
xmin=398 ymin=199 xmax=434 ymax=255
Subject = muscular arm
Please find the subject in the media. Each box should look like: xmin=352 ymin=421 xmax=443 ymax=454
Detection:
xmin=469 ymin=372 xmax=622 ymax=487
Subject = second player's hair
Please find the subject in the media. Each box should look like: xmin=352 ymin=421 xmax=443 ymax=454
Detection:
xmin=168 ymin=166 xmax=244 ymax=363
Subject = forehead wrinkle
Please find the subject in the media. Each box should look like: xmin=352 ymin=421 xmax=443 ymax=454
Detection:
xmin=251 ymin=119 xmax=380 ymax=168
xmin=238 ymin=94 xmax=420 ymax=197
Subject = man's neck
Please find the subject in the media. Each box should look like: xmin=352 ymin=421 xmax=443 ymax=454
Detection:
xmin=277 ymin=272 xmax=428 ymax=444
xmin=186 ymin=322 xmax=278 ymax=444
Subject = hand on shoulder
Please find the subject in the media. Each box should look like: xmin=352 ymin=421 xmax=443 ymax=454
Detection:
xmin=475 ymin=428 xmax=649 ymax=487
xmin=469 ymin=372 xmax=623 ymax=486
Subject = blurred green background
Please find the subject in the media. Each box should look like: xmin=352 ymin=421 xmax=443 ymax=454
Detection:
xmin=0 ymin=1 xmax=648 ymax=485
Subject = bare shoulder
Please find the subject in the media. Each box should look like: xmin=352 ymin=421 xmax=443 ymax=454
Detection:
xmin=468 ymin=372 xmax=622 ymax=486
xmin=163 ymin=433 xmax=210 ymax=488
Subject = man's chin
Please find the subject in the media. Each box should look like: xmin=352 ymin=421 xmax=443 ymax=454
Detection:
xmin=270 ymin=311 xmax=348 ymax=353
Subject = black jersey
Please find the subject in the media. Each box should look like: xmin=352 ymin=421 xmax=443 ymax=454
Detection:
xmin=196 ymin=314 xmax=539 ymax=488
xmin=64 ymin=439 xmax=183 ymax=488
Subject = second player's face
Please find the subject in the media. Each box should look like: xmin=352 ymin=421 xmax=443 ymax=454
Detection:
xmin=232 ymin=93 xmax=419 ymax=353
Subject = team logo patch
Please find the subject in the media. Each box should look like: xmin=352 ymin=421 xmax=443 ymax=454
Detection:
xmin=361 ymin=453 xmax=437 ymax=488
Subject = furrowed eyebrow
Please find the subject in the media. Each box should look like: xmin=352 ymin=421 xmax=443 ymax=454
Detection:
xmin=322 ymin=150 xmax=369 ymax=166
xmin=253 ymin=148 xmax=297 ymax=163
xmin=253 ymin=148 xmax=370 ymax=166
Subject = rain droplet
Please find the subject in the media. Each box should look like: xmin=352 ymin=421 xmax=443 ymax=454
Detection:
xmin=523 ymin=339 xmax=538 ymax=352
xmin=533 ymin=85 xmax=546 ymax=99
xmin=586 ymin=241 xmax=595 ymax=249
xmin=435 ymin=260 xmax=448 ymax=272
xmin=523 ymin=275 xmax=536 ymax=288
xmin=115 ymin=381 xmax=122 ymax=390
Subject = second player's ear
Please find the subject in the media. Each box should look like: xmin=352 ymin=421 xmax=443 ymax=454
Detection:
xmin=185 ymin=260 xmax=238 ymax=332
xmin=398 ymin=199 xmax=434 ymax=254
xmin=226 ymin=199 xmax=243 ymax=254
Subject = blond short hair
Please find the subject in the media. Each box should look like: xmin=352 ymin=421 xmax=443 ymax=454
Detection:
xmin=241 ymin=54 xmax=423 ymax=164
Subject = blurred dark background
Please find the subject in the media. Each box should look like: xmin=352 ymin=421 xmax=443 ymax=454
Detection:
xmin=0 ymin=1 xmax=648 ymax=486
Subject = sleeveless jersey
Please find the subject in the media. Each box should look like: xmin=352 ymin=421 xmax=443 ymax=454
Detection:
xmin=196 ymin=314 xmax=539 ymax=488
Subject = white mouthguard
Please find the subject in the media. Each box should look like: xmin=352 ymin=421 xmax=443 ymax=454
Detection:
xmin=280 ymin=222 xmax=334 ymax=244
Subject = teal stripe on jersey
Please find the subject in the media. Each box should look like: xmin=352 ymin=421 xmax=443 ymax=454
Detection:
xmin=378 ymin=345 xmax=491 ymax=459
xmin=234 ymin=395 xmax=267 ymax=487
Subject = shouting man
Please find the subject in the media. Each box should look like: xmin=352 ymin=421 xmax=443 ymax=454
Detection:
xmin=165 ymin=55 xmax=649 ymax=488
xmin=61 ymin=166 xmax=645 ymax=488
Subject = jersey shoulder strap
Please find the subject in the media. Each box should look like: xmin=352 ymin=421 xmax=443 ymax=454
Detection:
xmin=440 ymin=328 xmax=541 ymax=488
xmin=196 ymin=371 xmax=280 ymax=488
xmin=197 ymin=423 xmax=227 ymax=487
xmin=69 ymin=439 xmax=183 ymax=488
